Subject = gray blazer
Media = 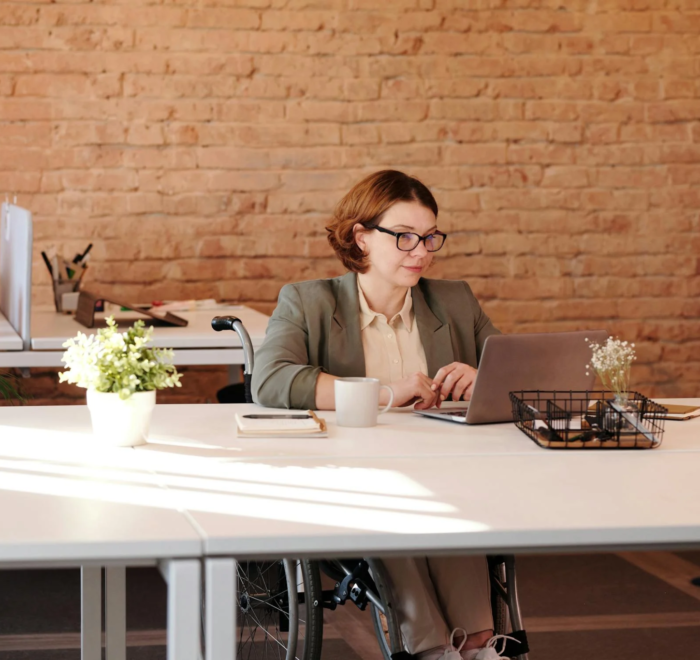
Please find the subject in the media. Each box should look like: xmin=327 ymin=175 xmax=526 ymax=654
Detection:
xmin=251 ymin=272 xmax=500 ymax=409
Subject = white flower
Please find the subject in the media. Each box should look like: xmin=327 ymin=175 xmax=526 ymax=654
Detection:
xmin=586 ymin=336 xmax=636 ymax=398
xmin=59 ymin=316 xmax=181 ymax=399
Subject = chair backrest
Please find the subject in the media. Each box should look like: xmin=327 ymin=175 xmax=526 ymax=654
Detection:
xmin=211 ymin=316 xmax=255 ymax=403
xmin=0 ymin=203 xmax=33 ymax=349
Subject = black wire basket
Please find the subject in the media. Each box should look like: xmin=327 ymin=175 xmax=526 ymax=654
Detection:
xmin=510 ymin=391 xmax=667 ymax=450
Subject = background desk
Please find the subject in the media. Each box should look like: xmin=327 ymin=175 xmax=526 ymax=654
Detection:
xmin=0 ymin=311 xmax=22 ymax=351
xmin=0 ymin=305 xmax=269 ymax=368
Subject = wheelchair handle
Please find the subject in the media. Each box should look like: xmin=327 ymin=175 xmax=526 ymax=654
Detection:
xmin=211 ymin=316 xmax=255 ymax=404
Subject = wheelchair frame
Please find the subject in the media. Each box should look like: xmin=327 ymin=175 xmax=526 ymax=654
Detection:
xmin=212 ymin=316 xmax=530 ymax=660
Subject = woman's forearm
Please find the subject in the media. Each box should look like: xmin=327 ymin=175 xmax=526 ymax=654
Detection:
xmin=314 ymin=372 xmax=337 ymax=410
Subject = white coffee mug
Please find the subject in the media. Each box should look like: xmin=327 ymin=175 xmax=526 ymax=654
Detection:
xmin=335 ymin=377 xmax=394 ymax=428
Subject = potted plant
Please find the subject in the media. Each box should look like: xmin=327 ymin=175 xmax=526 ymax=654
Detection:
xmin=59 ymin=317 xmax=182 ymax=447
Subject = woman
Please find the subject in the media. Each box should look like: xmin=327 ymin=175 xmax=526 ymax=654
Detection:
xmin=252 ymin=171 xmax=508 ymax=660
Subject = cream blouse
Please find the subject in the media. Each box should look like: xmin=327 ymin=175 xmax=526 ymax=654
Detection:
xmin=357 ymin=279 xmax=429 ymax=385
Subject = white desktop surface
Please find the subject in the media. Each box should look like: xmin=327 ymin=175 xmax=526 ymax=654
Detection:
xmin=0 ymin=401 xmax=697 ymax=561
xmin=0 ymin=311 xmax=22 ymax=351
xmin=0 ymin=400 xmax=695 ymax=464
xmin=187 ymin=450 xmax=700 ymax=558
xmin=0 ymin=420 xmax=201 ymax=564
xmin=137 ymin=399 xmax=700 ymax=461
xmin=30 ymin=305 xmax=269 ymax=351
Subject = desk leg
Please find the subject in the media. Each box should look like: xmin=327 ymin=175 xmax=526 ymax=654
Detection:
xmin=160 ymin=559 xmax=202 ymax=660
xmin=80 ymin=566 xmax=102 ymax=660
xmin=205 ymin=558 xmax=236 ymax=660
xmin=105 ymin=567 xmax=127 ymax=660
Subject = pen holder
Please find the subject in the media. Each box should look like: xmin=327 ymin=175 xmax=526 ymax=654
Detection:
xmin=53 ymin=280 xmax=81 ymax=313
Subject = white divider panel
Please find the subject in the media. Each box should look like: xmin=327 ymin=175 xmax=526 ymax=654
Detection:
xmin=0 ymin=203 xmax=32 ymax=349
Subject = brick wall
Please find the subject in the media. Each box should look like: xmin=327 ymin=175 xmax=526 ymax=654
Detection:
xmin=1 ymin=0 xmax=698 ymax=402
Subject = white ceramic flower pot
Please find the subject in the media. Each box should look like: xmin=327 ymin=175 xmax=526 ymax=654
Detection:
xmin=86 ymin=390 xmax=156 ymax=447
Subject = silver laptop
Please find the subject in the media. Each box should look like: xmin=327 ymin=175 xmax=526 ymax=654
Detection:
xmin=415 ymin=330 xmax=608 ymax=425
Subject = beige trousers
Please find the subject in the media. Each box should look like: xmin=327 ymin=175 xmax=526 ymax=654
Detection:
xmin=382 ymin=555 xmax=493 ymax=655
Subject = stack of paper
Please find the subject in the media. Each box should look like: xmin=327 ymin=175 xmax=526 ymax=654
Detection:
xmin=235 ymin=411 xmax=328 ymax=438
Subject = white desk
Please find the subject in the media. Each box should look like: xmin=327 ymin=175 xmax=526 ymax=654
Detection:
xmin=0 ymin=311 xmax=22 ymax=351
xmin=135 ymin=401 xmax=699 ymax=659
xmin=0 ymin=425 xmax=204 ymax=660
xmin=134 ymin=399 xmax=700 ymax=461
xmin=0 ymin=305 xmax=269 ymax=368
xmin=182 ymin=450 xmax=700 ymax=558
xmin=0 ymin=402 xmax=697 ymax=660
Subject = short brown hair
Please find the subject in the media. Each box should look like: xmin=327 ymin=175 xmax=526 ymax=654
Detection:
xmin=326 ymin=170 xmax=439 ymax=273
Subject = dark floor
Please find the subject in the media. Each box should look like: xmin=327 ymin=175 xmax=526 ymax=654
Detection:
xmin=0 ymin=553 xmax=699 ymax=659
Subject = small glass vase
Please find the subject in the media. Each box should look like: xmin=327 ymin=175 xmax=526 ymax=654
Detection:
xmin=604 ymin=391 xmax=638 ymax=434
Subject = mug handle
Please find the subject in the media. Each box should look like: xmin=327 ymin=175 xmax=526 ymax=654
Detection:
xmin=379 ymin=385 xmax=394 ymax=414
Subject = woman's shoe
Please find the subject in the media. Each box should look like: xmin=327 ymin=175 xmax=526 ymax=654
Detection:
xmin=416 ymin=628 xmax=467 ymax=660
xmin=461 ymin=634 xmax=520 ymax=660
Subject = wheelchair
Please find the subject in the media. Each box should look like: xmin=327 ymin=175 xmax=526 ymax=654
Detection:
xmin=212 ymin=316 xmax=530 ymax=660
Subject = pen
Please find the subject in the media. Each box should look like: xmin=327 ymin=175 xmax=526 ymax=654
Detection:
xmin=41 ymin=251 xmax=53 ymax=278
xmin=50 ymin=255 xmax=60 ymax=283
xmin=243 ymin=414 xmax=312 ymax=419
xmin=74 ymin=243 xmax=93 ymax=264
xmin=76 ymin=263 xmax=88 ymax=284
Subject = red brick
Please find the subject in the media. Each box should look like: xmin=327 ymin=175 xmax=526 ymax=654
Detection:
xmin=525 ymin=101 xmax=580 ymax=121
xmin=647 ymin=101 xmax=700 ymax=122
xmin=585 ymin=12 xmax=652 ymax=32
xmin=590 ymin=166 xmax=668 ymax=188
xmin=541 ymin=166 xmax=589 ymax=188
xmin=444 ymin=144 xmax=507 ymax=165
xmin=549 ymin=122 xmax=583 ymax=142
xmin=507 ymin=144 xmax=575 ymax=165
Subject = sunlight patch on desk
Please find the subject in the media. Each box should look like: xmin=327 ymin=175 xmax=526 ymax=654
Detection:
xmin=139 ymin=455 xmax=436 ymax=498
xmin=0 ymin=467 xmax=488 ymax=535
xmin=0 ymin=458 xmax=455 ymax=514
xmin=146 ymin=435 xmax=242 ymax=451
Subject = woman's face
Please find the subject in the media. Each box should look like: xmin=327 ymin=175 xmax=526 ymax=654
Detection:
xmin=354 ymin=201 xmax=438 ymax=288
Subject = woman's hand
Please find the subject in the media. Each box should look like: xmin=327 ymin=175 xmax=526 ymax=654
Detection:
xmin=387 ymin=372 xmax=441 ymax=410
xmin=431 ymin=362 xmax=478 ymax=402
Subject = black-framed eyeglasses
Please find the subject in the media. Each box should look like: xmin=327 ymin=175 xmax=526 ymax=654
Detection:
xmin=368 ymin=225 xmax=447 ymax=252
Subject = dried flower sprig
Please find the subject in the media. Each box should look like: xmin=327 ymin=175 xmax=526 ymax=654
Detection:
xmin=586 ymin=336 xmax=636 ymax=400
xmin=59 ymin=317 xmax=182 ymax=400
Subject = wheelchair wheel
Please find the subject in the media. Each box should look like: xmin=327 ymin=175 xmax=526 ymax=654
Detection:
xmin=236 ymin=558 xmax=323 ymax=660
xmin=489 ymin=559 xmax=510 ymax=635
xmin=370 ymin=604 xmax=394 ymax=660
xmin=366 ymin=558 xmax=405 ymax=660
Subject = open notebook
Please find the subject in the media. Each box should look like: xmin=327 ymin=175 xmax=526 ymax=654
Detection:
xmin=235 ymin=411 xmax=328 ymax=438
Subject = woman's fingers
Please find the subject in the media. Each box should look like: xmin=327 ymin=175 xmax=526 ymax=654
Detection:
xmin=431 ymin=363 xmax=458 ymax=391
xmin=439 ymin=369 xmax=463 ymax=399
xmin=414 ymin=382 xmax=440 ymax=409
xmin=412 ymin=374 xmax=439 ymax=408
xmin=453 ymin=371 xmax=477 ymax=401
xmin=436 ymin=363 xmax=478 ymax=400
xmin=462 ymin=378 xmax=477 ymax=401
